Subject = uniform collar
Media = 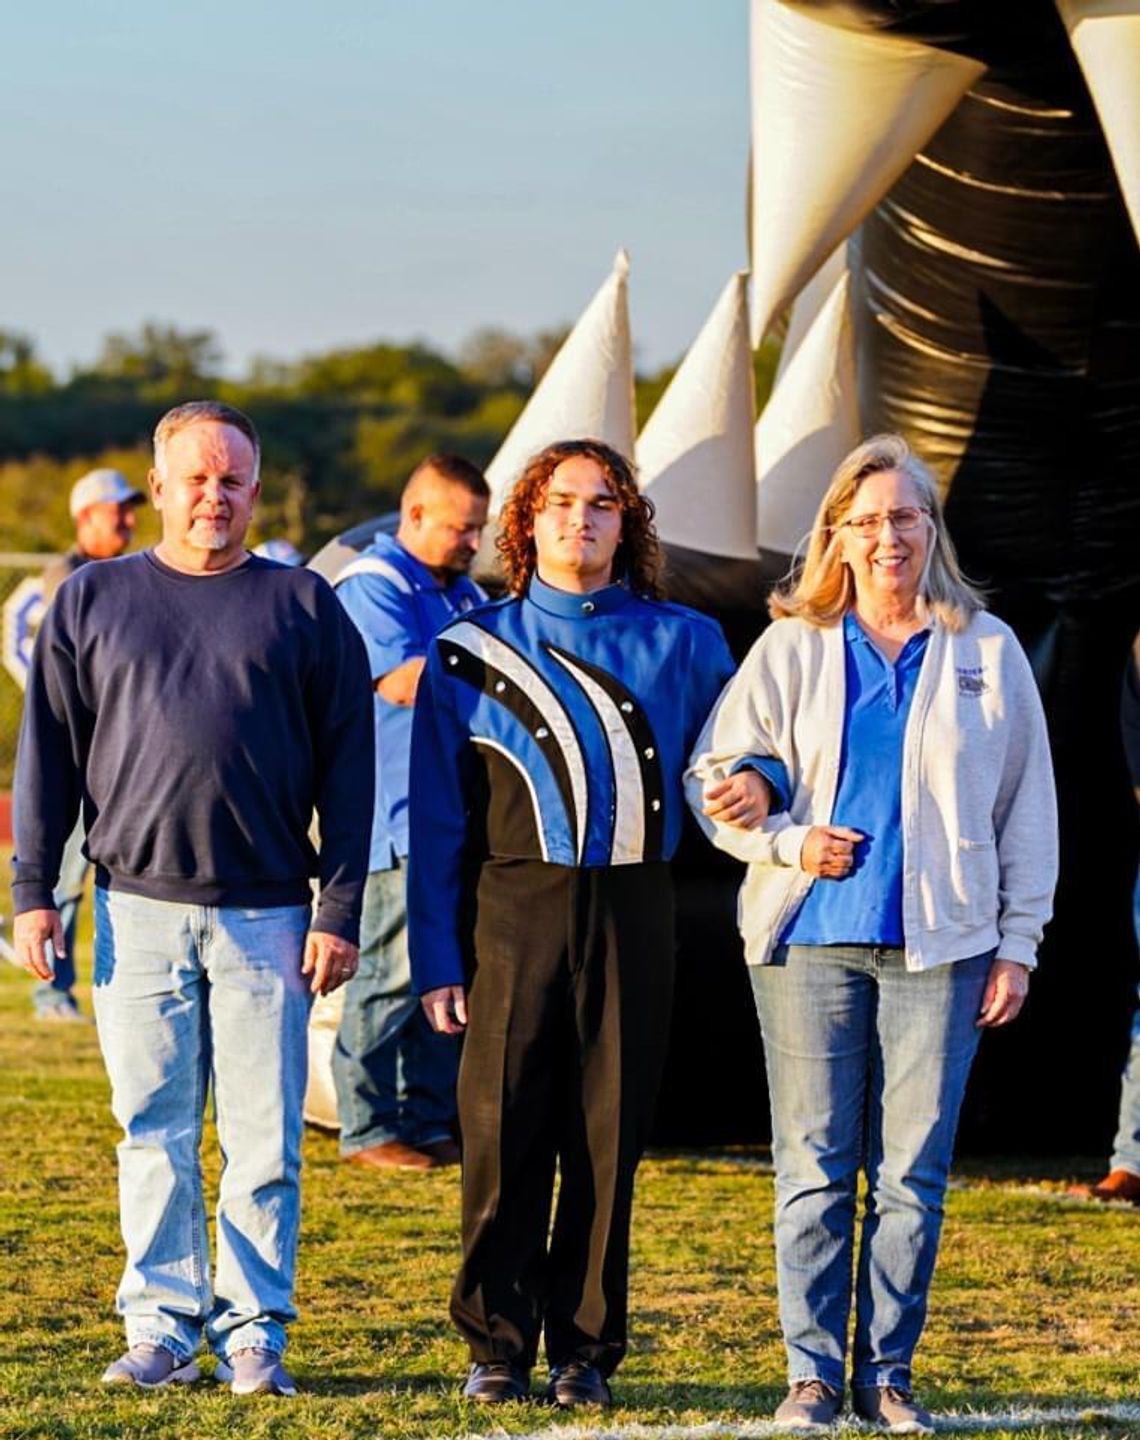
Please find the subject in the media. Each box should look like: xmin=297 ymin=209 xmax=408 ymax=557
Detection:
xmin=526 ymin=574 xmax=633 ymax=619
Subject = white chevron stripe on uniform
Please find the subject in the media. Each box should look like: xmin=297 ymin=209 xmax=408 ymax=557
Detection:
xmin=445 ymin=621 xmax=589 ymax=863
xmin=549 ymin=649 xmax=645 ymax=864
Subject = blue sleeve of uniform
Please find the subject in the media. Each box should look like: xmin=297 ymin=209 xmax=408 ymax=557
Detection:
xmin=685 ymin=619 xmax=737 ymax=750
xmin=407 ymin=640 xmax=475 ymax=992
xmin=309 ymin=584 xmax=375 ymax=942
xmin=11 ymin=596 xmax=85 ymax=914
xmin=336 ymin=572 xmax=422 ymax=681
xmin=730 ymin=756 xmax=791 ymax=812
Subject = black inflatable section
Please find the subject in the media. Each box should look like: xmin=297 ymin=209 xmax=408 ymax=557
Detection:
xmin=852 ymin=2 xmax=1140 ymax=1152
xmin=655 ymin=1 xmax=1140 ymax=1154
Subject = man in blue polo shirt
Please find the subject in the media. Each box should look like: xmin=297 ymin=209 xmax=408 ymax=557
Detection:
xmin=333 ymin=454 xmax=489 ymax=1171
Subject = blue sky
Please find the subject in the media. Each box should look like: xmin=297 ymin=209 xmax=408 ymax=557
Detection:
xmin=0 ymin=2 xmax=750 ymax=376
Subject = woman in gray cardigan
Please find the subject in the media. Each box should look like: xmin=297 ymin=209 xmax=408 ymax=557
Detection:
xmin=687 ymin=435 xmax=1058 ymax=1435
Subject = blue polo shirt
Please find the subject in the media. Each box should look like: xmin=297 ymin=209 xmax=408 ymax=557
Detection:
xmin=782 ymin=612 xmax=930 ymax=947
xmin=335 ymin=534 xmax=484 ymax=870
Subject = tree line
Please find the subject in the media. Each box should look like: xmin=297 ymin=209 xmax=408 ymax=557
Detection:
xmin=0 ymin=323 xmax=779 ymax=556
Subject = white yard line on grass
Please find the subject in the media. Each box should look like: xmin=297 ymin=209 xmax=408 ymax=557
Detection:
xmin=473 ymin=1403 xmax=1140 ymax=1439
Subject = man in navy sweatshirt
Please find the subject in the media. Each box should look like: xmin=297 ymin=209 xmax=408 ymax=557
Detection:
xmin=11 ymin=401 xmax=373 ymax=1398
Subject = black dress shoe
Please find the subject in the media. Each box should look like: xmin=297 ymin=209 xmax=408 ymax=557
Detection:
xmin=462 ymin=1361 xmax=530 ymax=1403
xmin=545 ymin=1360 xmax=613 ymax=1408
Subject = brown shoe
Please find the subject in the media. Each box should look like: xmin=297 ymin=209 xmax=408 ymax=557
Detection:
xmin=1081 ymin=1169 xmax=1140 ymax=1205
xmin=853 ymin=1384 xmax=933 ymax=1434
xmin=345 ymin=1140 xmax=436 ymax=1171
xmin=422 ymin=1137 xmax=461 ymax=1166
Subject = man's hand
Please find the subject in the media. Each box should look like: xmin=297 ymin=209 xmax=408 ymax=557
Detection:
xmin=302 ymin=931 xmax=359 ymax=996
xmin=977 ymin=957 xmax=1030 ymax=1028
xmin=376 ymin=656 xmax=426 ymax=707
xmin=13 ymin=909 xmax=64 ymax=980
xmin=703 ymin=771 xmax=773 ymax=831
xmin=800 ymin=825 xmax=864 ymax=878
xmin=422 ymin=985 xmax=468 ymax=1035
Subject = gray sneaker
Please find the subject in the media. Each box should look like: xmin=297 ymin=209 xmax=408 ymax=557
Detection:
xmin=35 ymin=995 xmax=89 ymax=1024
xmin=101 ymin=1343 xmax=200 ymax=1387
xmin=852 ymin=1384 xmax=934 ymax=1435
xmin=773 ymin=1379 xmax=843 ymax=1429
xmin=215 ymin=1347 xmax=297 ymax=1396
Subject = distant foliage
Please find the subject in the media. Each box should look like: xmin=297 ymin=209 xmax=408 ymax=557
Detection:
xmin=93 ymin=323 xmax=224 ymax=398
xmin=0 ymin=331 xmax=54 ymax=397
xmin=0 ymin=320 xmax=780 ymax=557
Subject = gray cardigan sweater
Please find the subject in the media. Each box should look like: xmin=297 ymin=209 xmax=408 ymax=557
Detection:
xmin=686 ymin=610 xmax=1058 ymax=971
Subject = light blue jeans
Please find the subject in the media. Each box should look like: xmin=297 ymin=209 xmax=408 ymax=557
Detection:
xmin=93 ymin=889 xmax=311 ymax=1361
xmin=752 ymin=944 xmax=992 ymax=1393
xmin=1109 ymin=874 xmax=1140 ymax=1176
xmin=332 ymin=863 xmax=458 ymax=1155
xmin=33 ymin=818 xmax=88 ymax=1013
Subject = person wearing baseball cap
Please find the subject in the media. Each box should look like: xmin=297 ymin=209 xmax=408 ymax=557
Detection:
xmin=33 ymin=468 xmax=144 ymax=1021
xmin=42 ymin=468 xmax=145 ymax=607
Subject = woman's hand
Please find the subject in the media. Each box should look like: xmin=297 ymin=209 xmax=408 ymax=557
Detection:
xmin=800 ymin=825 xmax=863 ymax=878
xmin=976 ymin=958 xmax=1030 ymax=1027
xmin=703 ymin=771 xmax=773 ymax=831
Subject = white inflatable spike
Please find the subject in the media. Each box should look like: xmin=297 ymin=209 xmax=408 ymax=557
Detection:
xmin=749 ymin=0 xmax=985 ymax=345
xmin=484 ymin=250 xmax=636 ymax=513
xmin=774 ymin=242 xmax=849 ymax=385
xmin=755 ymin=262 xmax=860 ymax=557
xmin=1056 ymin=0 xmax=1140 ymax=250
xmin=637 ymin=273 xmax=758 ymax=560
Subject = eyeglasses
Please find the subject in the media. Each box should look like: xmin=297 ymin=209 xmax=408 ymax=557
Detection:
xmin=839 ymin=507 xmax=929 ymax=537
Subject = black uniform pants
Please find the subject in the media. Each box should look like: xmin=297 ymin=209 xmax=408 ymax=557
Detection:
xmin=451 ymin=858 xmax=675 ymax=1375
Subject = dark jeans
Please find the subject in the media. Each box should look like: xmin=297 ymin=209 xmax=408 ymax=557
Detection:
xmin=333 ymin=863 xmax=458 ymax=1153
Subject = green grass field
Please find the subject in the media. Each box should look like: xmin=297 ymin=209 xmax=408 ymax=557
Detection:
xmin=1 ymin=912 xmax=1138 ymax=1439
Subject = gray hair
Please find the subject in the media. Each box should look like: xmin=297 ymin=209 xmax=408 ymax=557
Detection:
xmin=153 ymin=401 xmax=261 ymax=480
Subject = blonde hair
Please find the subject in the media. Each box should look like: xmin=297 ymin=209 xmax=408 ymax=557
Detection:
xmin=768 ymin=434 xmax=985 ymax=632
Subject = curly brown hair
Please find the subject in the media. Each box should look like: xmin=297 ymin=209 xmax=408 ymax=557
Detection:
xmin=497 ymin=439 xmax=664 ymax=598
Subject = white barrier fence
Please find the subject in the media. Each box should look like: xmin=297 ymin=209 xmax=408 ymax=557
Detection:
xmin=0 ymin=555 xmax=53 ymax=790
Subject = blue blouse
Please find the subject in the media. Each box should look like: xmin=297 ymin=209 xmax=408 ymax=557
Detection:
xmin=781 ymin=612 xmax=930 ymax=947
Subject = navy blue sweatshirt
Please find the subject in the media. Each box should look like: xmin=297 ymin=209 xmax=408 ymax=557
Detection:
xmin=12 ymin=550 xmax=374 ymax=942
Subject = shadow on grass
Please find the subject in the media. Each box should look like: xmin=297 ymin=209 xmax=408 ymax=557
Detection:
xmin=295 ymin=1370 xmax=458 ymax=1398
xmin=614 ymin=1379 xmax=784 ymax=1411
xmin=294 ymin=1372 xmax=787 ymax=1412
xmin=950 ymin=1155 xmax=1107 ymax=1187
